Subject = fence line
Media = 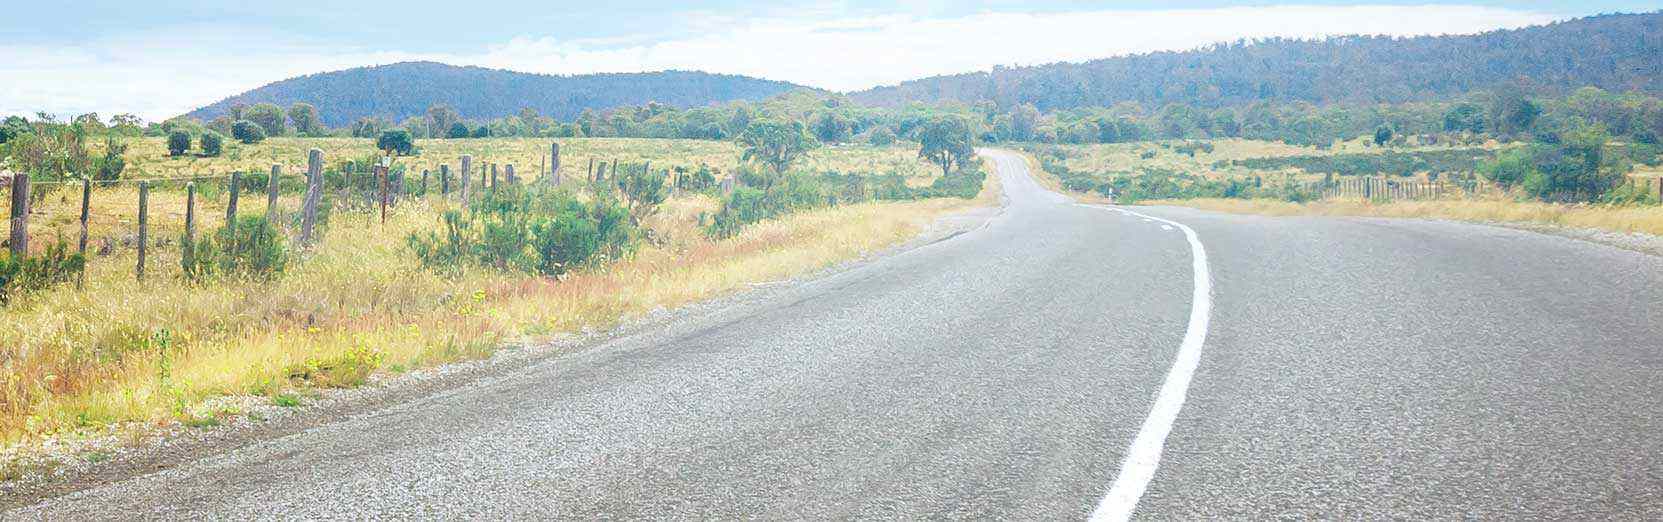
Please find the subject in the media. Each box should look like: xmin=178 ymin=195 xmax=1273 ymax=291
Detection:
xmin=5 ymin=143 xmax=729 ymax=284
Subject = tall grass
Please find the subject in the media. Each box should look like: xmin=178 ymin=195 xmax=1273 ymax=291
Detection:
xmin=0 ymin=141 xmax=988 ymax=446
xmin=1157 ymin=197 xmax=1663 ymax=236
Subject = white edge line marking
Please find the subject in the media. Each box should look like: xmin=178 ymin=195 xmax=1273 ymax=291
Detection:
xmin=1077 ymin=204 xmax=1212 ymax=522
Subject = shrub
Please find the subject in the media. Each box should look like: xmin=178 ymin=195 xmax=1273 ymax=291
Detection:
xmin=376 ymin=128 xmax=417 ymax=156
xmin=446 ymin=122 xmax=471 ymax=139
xmin=866 ymin=126 xmax=898 ymax=146
xmin=408 ymin=186 xmax=636 ymax=276
xmin=95 ymin=136 xmax=128 ymax=182
xmin=0 ymin=238 xmax=86 ymax=304
xmin=231 ymin=120 xmax=266 ymax=144
xmin=470 ymin=125 xmax=491 ymax=138
xmin=180 ymin=216 xmax=288 ymax=281
xmin=200 ymin=131 xmax=225 ymax=157
xmin=167 ymin=130 xmax=192 ymax=156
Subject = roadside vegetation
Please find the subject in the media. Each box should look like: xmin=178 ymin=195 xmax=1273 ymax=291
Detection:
xmin=0 ymin=107 xmax=990 ymax=452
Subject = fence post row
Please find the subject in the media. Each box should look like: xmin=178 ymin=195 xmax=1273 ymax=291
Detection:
xmin=136 ymin=181 xmax=148 ymax=281
xmin=9 ymin=173 xmax=28 ymax=258
xmin=301 ymin=148 xmax=323 ymax=246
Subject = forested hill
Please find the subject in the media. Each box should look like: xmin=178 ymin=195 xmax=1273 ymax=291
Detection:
xmin=849 ymin=12 xmax=1662 ymax=110
xmin=185 ymin=62 xmax=802 ymax=126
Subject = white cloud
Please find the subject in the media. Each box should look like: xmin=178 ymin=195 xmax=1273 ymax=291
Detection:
xmin=0 ymin=4 xmax=1560 ymax=122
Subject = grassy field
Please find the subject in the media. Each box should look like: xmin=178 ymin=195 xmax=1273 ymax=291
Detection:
xmin=1024 ymin=137 xmax=1506 ymax=181
xmin=1026 ymin=140 xmax=1663 ymax=236
xmin=107 ymin=136 xmax=937 ymax=186
xmin=1155 ymin=197 xmax=1663 ymax=236
xmin=0 ymin=137 xmax=982 ymax=454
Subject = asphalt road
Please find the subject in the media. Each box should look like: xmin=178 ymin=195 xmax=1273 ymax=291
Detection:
xmin=9 ymin=150 xmax=1663 ymax=519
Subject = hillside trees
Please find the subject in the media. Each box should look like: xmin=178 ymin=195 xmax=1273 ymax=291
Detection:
xmin=288 ymin=103 xmax=323 ymax=135
xmin=244 ymin=103 xmax=287 ymax=137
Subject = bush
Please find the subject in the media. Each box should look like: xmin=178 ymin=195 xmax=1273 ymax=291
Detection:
xmin=446 ymin=122 xmax=471 ymax=139
xmin=180 ymin=216 xmax=288 ymax=281
xmin=866 ymin=126 xmax=898 ymax=146
xmin=0 ymin=238 xmax=86 ymax=304
xmin=376 ymin=128 xmax=417 ymax=156
xmin=200 ymin=131 xmax=225 ymax=157
xmin=167 ymin=130 xmax=192 ymax=156
xmin=408 ymin=185 xmax=636 ymax=276
xmin=231 ymin=120 xmax=266 ymax=144
xmin=95 ymin=136 xmax=128 ymax=182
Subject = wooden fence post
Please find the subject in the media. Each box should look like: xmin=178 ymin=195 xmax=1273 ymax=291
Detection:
xmin=378 ymin=165 xmax=389 ymax=224
xmin=301 ymin=148 xmax=323 ymax=246
xmin=267 ymin=164 xmax=281 ymax=224
xmin=421 ymin=169 xmax=430 ymax=197
xmin=185 ymin=182 xmax=197 ymax=243
xmin=7 ymin=173 xmax=26 ymax=258
xmin=136 ymin=181 xmax=148 ymax=281
xmin=550 ymin=142 xmax=561 ymax=185
xmin=489 ymin=164 xmax=498 ymax=194
xmin=506 ymin=164 xmax=516 ymax=185
xmin=1656 ymin=177 xmax=1662 ymax=202
xmin=587 ymin=158 xmax=594 ymax=182
xmin=76 ymin=178 xmax=90 ymax=288
xmin=460 ymin=155 xmax=472 ymax=203
xmin=226 ymin=171 xmax=241 ymax=257
xmin=440 ymin=165 xmax=451 ymax=196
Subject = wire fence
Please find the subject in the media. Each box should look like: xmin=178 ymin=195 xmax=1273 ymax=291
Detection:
xmin=4 ymin=143 xmax=718 ymax=283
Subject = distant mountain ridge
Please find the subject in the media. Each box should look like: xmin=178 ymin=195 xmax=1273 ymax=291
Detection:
xmin=185 ymin=62 xmax=803 ymax=126
xmin=848 ymin=12 xmax=1663 ymax=110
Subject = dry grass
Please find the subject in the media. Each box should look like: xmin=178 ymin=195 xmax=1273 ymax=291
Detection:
xmin=109 ymin=136 xmax=933 ymax=185
xmin=1032 ymin=138 xmax=1509 ymax=182
xmin=1155 ymin=197 xmax=1663 ymax=236
xmin=0 ymin=138 xmax=985 ymax=447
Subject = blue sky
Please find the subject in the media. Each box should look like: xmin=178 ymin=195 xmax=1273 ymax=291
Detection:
xmin=2 ymin=1 xmax=1656 ymax=120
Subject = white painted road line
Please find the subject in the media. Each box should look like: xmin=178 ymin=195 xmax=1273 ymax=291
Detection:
xmin=1078 ymin=204 xmax=1213 ymax=522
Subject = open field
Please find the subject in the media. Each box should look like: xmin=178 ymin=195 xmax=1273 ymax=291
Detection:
xmin=1152 ymin=197 xmax=1663 ymax=237
xmin=107 ymin=137 xmax=936 ymax=186
xmin=0 ymin=138 xmax=986 ymax=455
xmin=1023 ymin=140 xmax=1663 ymax=236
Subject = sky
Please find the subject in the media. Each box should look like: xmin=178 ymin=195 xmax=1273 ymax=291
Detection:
xmin=1 ymin=1 xmax=1656 ymax=122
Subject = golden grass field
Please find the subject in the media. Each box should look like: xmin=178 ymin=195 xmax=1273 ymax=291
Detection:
xmin=0 ymin=137 xmax=986 ymax=456
xmin=1028 ymin=137 xmax=1507 ymax=181
xmin=1155 ymin=197 xmax=1663 ymax=237
xmin=1027 ymin=140 xmax=1663 ymax=236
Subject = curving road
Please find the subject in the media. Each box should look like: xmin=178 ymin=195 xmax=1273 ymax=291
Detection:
xmin=9 ymin=150 xmax=1663 ymax=519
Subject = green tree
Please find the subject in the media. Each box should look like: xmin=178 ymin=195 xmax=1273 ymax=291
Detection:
xmin=231 ymin=120 xmax=266 ymax=144
xmin=916 ymin=116 xmax=975 ymax=178
xmin=1373 ymin=125 xmax=1394 ymax=146
xmin=427 ymin=105 xmax=460 ymax=138
xmin=200 ymin=131 xmax=225 ymax=157
xmin=377 ymin=129 xmax=416 ymax=156
xmin=812 ymin=112 xmax=851 ymax=143
xmin=167 ymin=130 xmax=192 ymax=156
xmin=738 ymin=120 xmax=817 ymax=176
xmin=287 ymin=103 xmax=323 ymax=136
xmin=244 ymin=103 xmax=287 ymax=137
xmin=446 ymin=122 xmax=471 ymax=139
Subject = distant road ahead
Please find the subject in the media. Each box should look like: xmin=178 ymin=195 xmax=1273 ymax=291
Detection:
xmin=13 ymin=150 xmax=1663 ymax=519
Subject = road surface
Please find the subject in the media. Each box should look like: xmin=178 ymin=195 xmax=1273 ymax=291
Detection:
xmin=10 ymin=150 xmax=1663 ymax=519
